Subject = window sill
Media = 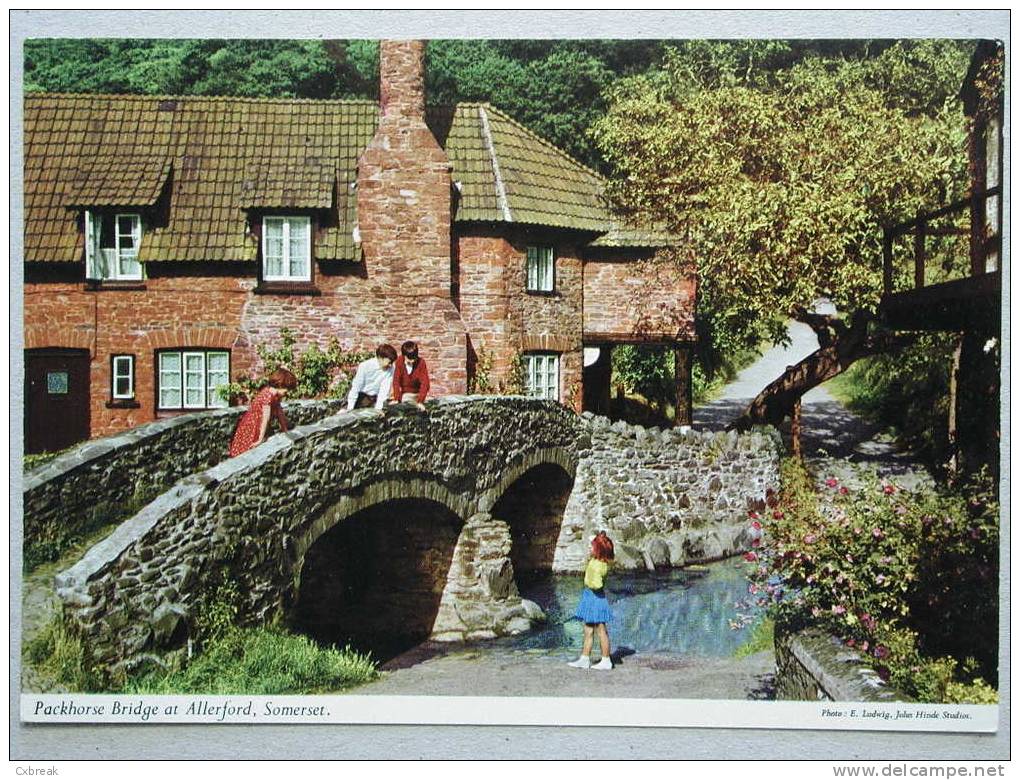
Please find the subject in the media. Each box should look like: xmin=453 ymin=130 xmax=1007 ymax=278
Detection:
xmin=254 ymin=281 xmax=321 ymax=296
xmin=525 ymin=289 xmax=558 ymax=297
xmin=106 ymin=399 xmax=141 ymax=409
xmin=85 ymin=281 xmax=147 ymax=292
xmin=155 ymin=408 xmax=227 ymax=418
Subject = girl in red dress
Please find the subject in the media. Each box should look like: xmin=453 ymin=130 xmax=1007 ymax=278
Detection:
xmin=228 ymin=368 xmax=298 ymax=457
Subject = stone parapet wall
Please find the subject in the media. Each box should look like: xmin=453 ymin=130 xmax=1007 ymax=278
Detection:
xmin=554 ymin=415 xmax=783 ymax=571
xmin=53 ymin=397 xmax=581 ymax=673
xmin=775 ymin=628 xmax=910 ymax=702
xmin=22 ymin=399 xmax=345 ymax=561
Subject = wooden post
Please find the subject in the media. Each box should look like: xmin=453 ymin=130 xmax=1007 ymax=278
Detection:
xmin=673 ymin=345 xmax=692 ymax=428
xmin=914 ymin=222 xmax=926 ymax=289
xmin=882 ymin=229 xmax=894 ymax=295
xmin=791 ymin=398 xmax=802 ymax=459
xmin=946 ymin=335 xmax=963 ymax=479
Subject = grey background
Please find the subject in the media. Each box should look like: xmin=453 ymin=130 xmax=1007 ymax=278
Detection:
xmin=9 ymin=8 xmax=1010 ymax=761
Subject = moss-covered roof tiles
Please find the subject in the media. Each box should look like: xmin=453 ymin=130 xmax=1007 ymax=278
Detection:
xmin=24 ymin=93 xmax=676 ymax=263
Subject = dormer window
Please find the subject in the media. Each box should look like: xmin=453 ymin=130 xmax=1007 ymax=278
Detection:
xmin=262 ymin=216 xmax=311 ymax=282
xmin=85 ymin=211 xmax=142 ymax=281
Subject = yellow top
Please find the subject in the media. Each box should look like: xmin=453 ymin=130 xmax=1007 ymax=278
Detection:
xmin=584 ymin=558 xmax=609 ymax=590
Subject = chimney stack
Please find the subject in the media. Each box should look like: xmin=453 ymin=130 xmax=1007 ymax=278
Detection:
xmin=355 ymin=39 xmax=468 ymax=396
xmin=379 ymin=40 xmax=426 ymax=121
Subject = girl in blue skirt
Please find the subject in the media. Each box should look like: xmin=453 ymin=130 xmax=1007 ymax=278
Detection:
xmin=568 ymin=531 xmax=615 ymax=670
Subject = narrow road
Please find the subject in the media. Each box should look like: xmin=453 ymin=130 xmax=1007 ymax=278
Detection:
xmin=694 ymin=319 xmax=932 ymax=488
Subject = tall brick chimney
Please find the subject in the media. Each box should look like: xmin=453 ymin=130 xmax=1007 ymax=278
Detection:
xmin=356 ymin=40 xmax=467 ymax=395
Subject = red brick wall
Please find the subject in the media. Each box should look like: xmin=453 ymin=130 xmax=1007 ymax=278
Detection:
xmin=583 ymin=250 xmax=697 ymax=342
xmin=24 ymin=275 xmax=251 ymax=438
xmin=456 ymin=227 xmax=584 ymax=411
xmin=23 ymin=267 xmax=471 ymax=439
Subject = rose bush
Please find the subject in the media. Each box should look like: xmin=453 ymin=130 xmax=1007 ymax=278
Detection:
xmin=750 ymin=459 xmax=998 ymax=703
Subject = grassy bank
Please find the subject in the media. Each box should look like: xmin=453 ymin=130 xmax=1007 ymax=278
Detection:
xmin=26 ymin=617 xmax=379 ymax=695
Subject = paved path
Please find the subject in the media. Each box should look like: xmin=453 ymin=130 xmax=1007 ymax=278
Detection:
xmin=694 ymin=320 xmax=932 ymax=489
xmin=359 ymin=644 xmax=775 ymax=699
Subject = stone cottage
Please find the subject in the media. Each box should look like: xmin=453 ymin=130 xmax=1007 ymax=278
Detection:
xmin=22 ymin=40 xmax=696 ymax=454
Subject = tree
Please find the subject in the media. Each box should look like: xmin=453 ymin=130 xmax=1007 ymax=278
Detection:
xmin=591 ymin=40 xmax=974 ymax=427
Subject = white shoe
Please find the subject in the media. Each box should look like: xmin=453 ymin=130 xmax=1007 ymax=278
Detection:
xmin=567 ymin=656 xmax=591 ymax=669
xmin=592 ymin=657 xmax=613 ymax=670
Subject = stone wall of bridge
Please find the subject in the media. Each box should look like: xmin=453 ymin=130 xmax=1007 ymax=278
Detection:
xmin=52 ymin=396 xmax=582 ymax=674
xmin=554 ymin=414 xmax=783 ymax=571
xmin=35 ymin=397 xmax=786 ymax=676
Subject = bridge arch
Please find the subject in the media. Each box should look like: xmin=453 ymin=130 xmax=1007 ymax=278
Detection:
xmin=53 ymin=396 xmax=584 ymax=670
xmin=291 ymin=496 xmax=465 ymax=661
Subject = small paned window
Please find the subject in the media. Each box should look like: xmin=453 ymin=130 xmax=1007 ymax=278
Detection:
xmin=111 ymin=355 xmax=135 ymax=400
xmin=85 ymin=211 xmax=143 ymax=281
xmin=526 ymin=246 xmax=555 ymax=292
xmin=157 ymin=350 xmax=230 ymax=411
xmin=524 ymin=353 xmax=559 ymax=401
xmin=262 ymin=216 xmax=311 ymax=282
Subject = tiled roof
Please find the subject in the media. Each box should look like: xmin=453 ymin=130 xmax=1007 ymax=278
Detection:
xmin=23 ymin=93 xmax=676 ymax=263
xmin=588 ymin=218 xmax=682 ymax=248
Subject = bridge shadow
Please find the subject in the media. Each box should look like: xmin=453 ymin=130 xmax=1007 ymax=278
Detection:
xmin=494 ymin=462 xmax=575 ymax=582
xmin=290 ymin=498 xmax=462 ymax=665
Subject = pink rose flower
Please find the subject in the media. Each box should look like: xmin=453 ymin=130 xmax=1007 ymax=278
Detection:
xmin=744 ymin=551 xmax=758 ymax=562
xmin=825 ymin=477 xmax=839 ymax=487
xmin=839 ymin=486 xmax=850 ymax=495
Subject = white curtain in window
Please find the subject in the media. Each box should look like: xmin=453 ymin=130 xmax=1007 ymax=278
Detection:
xmin=159 ymin=353 xmax=182 ymax=408
xmin=206 ymin=351 xmax=230 ymax=409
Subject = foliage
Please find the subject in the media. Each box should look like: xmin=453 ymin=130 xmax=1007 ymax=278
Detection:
xmin=749 ymin=459 xmax=998 ymax=702
xmin=612 ymin=345 xmax=675 ymax=409
xmin=24 ymin=39 xmax=378 ymax=100
xmin=733 ymin=616 xmax=775 ymax=659
xmin=827 ymin=333 xmax=957 ymax=472
xmin=192 ymin=576 xmax=242 ymax=646
xmin=25 ymin=616 xmax=105 ymax=692
xmin=467 ymin=346 xmax=495 ymax=394
xmin=219 ymin=327 xmax=371 ymax=404
xmin=24 ymin=487 xmax=155 ymax=572
xmin=123 ymin=627 xmax=378 ymax=694
xmin=23 ymin=446 xmax=74 ymax=472
xmin=592 ymin=40 xmax=973 ymax=360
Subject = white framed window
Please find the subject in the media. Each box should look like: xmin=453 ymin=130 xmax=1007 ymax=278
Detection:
xmin=85 ymin=211 xmax=143 ymax=281
xmin=262 ymin=216 xmax=311 ymax=281
xmin=157 ymin=349 xmax=230 ymax=410
xmin=526 ymin=246 xmax=555 ymax=292
xmin=524 ymin=353 xmax=559 ymax=401
xmin=111 ymin=355 xmax=135 ymax=400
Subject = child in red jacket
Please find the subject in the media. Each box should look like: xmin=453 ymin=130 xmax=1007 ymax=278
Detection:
xmin=392 ymin=340 xmax=430 ymax=410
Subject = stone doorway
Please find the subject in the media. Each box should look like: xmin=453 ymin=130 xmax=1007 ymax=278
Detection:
xmin=492 ymin=463 xmax=575 ymax=581
xmin=291 ymin=498 xmax=462 ymax=662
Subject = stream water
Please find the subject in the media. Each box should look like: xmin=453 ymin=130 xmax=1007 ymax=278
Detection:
xmin=493 ymin=557 xmax=762 ymax=659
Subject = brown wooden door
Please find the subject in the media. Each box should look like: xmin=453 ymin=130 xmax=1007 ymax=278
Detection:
xmin=25 ymin=348 xmax=91 ymax=455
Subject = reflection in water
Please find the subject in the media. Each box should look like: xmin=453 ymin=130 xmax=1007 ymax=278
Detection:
xmin=498 ymin=557 xmax=761 ymax=658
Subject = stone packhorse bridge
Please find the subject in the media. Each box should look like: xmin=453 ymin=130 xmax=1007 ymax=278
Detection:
xmin=48 ymin=397 xmax=584 ymax=673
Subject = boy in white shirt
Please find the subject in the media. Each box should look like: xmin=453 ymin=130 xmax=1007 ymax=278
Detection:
xmin=346 ymin=344 xmax=398 ymax=410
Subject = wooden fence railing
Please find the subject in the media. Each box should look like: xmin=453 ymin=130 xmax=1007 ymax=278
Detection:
xmin=882 ymin=186 xmax=1001 ymax=295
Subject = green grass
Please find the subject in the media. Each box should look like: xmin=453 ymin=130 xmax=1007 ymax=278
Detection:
xmin=124 ymin=627 xmax=379 ymax=695
xmin=23 ymin=445 xmax=76 ymax=472
xmin=733 ymin=617 xmax=775 ymax=659
xmin=27 ymin=620 xmax=380 ymax=694
xmin=24 ymin=616 xmax=105 ymax=691
xmin=24 ymin=488 xmax=158 ymax=573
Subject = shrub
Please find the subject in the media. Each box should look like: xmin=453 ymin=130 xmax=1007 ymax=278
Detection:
xmin=751 ymin=459 xmax=998 ymax=702
xmin=219 ymin=327 xmax=371 ymax=404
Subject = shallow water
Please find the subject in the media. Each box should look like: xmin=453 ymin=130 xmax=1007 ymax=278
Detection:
xmin=496 ymin=557 xmax=761 ymax=658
